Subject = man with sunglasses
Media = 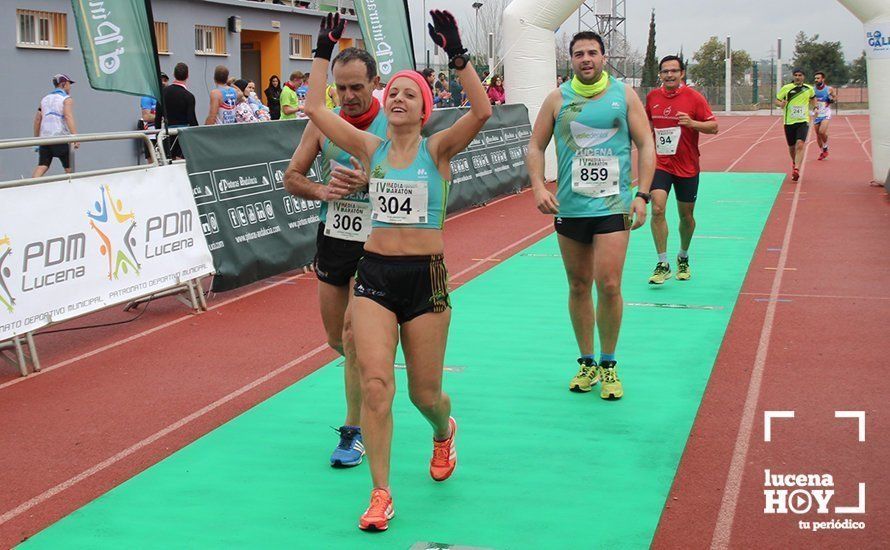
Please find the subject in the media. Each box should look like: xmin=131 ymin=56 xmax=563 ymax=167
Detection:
xmin=644 ymin=55 xmax=718 ymax=284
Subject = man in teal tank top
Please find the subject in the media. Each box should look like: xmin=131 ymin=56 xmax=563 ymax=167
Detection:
xmin=527 ymin=31 xmax=656 ymax=400
xmin=284 ymin=48 xmax=387 ymax=468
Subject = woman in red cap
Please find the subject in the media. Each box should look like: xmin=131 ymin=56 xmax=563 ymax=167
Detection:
xmin=305 ymin=10 xmax=491 ymax=532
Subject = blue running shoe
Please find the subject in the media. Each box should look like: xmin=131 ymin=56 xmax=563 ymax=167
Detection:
xmin=330 ymin=425 xmax=364 ymax=468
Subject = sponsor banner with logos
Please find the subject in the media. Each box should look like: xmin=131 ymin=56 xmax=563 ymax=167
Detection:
xmin=178 ymin=105 xmax=531 ymax=291
xmin=0 ymin=164 xmax=214 ymax=341
xmin=425 ymin=105 xmax=532 ymax=213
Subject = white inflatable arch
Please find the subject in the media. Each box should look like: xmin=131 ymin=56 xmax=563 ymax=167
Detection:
xmin=503 ymin=0 xmax=889 ymax=183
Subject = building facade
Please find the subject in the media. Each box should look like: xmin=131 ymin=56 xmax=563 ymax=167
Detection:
xmin=1 ymin=0 xmax=361 ymax=181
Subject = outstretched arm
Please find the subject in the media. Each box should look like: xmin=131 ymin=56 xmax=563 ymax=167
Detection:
xmin=627 ymin=86 xmax=654 ymax=229
xmin=303 ymin=13 xmax=378 ymax=168
xmin=526 ymin=89 xmax=561 ymax=214
xmin=426 ymin=10 xmax=492 ymax=168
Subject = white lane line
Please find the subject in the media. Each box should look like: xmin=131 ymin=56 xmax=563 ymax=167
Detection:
xmin=1 ymin=189 xmax=532 ymax=392
xmin=723 ymin=118 xmax=782 ymax=173
xmin=450 ymin=224 xmax=553 ymax=283
xmin=0 ymin=342 xmax=331 ymax=527
xmin=740 ymin=291 xmax=890 ymax=301
xmin=845 ymin=117 xmax=872 ymax=161
xmin=700 ymin=117 xmax=750 ymax=145
xmin=0 ymin=273 xmax=310 ymax=391
xmin=710 ymin=141 xmax=811 ymax=549
xmin=445 ymin=187 xmax=530 ymax=223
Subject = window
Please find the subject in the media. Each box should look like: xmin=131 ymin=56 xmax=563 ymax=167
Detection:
xmin=289 ymin=33 xmax=312 ymax=59
xmin=16 ymin=9 xmax=67 ymax=49
xmin=154 ymin=21 xmax=169 ymax=54
xmin=195 ymin=25 xmax=226 ymax=55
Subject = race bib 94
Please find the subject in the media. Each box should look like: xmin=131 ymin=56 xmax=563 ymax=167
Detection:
xmin=370 ymin=179 xmax=428 ymax=224
xmin=655 ymin=126 xmax=681 ymax=156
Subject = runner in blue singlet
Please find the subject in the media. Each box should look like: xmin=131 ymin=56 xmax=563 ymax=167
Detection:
xmin=813 ymin=71 xmax=836 ymax=160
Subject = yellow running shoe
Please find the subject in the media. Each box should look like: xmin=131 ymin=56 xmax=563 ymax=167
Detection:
xmin=676 ymin=256 xmax=691 ymax=281
xmin=648 ymin=262 xmax=672 ymax=285
xmin=599 ymin=362 xmax=623 ymax=400
xmin=569 ymin=359 xmax=599 ymax=392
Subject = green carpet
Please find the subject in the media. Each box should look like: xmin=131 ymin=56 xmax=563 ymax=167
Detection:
xmin=23 ymin=173 xmax=783 ymax=549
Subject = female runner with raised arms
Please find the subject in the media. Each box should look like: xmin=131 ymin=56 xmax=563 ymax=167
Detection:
xmin=304 ymin=10 xmax=491 ymax=532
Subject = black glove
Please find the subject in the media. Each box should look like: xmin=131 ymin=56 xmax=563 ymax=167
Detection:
xmin=428 ymin=10 xmax=466 ymax=59
xmin=315 ymin=12 xmax=345 ymax=60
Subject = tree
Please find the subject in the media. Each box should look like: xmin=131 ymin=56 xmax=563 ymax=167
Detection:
xmin=688 ymin=36 xmax=752 ymax=87
xmin=791 ymin=32 xmax=849 ymax=84
xmin=555 ymin=31 xmax=571 ymax=77
xmin=849 ymin=50 xmax=868 ymax=85
xmin=678 ymin=46 xmax=688 ymax=83
xmin=461 ymin=0 xmax=510 ymax=70
xmin=641 ymin=10 xmax=658 ymax=87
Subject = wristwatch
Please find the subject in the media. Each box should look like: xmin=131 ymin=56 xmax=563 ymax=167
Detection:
xmin=635 ymin=191 xmax=651 ymax=204
xmin=448 ymin=53 xmax=470 ymax=70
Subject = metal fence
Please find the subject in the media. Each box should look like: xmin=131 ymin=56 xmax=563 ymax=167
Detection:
xmin=632 ymin=84 xmax=869 ymax=112
xmin=0 ymin=131 xmax=208 ymax=376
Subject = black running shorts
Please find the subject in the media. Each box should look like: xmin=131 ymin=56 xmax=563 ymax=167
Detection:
xmin=651 ymin=169 xmax=700 ymax=203
xmin=354 ymin=252 xmax=450 ymax=324
xmin=37 ymin=144 xmax=71 ymax=169
xmin=784 ymin=122 xmax=809 ymax=146
xmin=314 ymin=223 xmax=365 ymax=287
xmin=554 ymin=214 xmax=631 ymax=244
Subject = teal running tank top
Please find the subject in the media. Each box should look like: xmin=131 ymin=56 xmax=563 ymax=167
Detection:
xmin=318 ymin=108 xmax=389 ymax=225
xmin=554 ymin=76 xmax=632 ymax=218
xmin=368 ymin=138 xmax=448 ymax=230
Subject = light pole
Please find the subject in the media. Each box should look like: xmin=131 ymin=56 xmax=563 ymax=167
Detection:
xmin=472 ymin=2 xmax=483 ymax=66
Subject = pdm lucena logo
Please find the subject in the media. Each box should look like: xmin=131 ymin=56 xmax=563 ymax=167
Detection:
xmin=87 ymin=185 xmax=140 ymax=280
xmin=0 ymin=236 xmax=14 ymax=312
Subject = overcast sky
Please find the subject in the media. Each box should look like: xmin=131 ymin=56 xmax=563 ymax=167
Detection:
xmin=408 ymin=0 xmax=866 ymax=64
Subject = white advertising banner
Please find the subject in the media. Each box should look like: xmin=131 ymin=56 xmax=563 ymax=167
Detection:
xmin=0 ymin=164 xmax=214 ymax=340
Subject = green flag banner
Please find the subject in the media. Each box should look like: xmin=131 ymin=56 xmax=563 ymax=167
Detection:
xmin=70 ymin=0 xmax=161 ymax=99
xmin=178 ymin=105 xmax=530 ymax=291
xmin=353 ymin=0 xmax=416 ymax=78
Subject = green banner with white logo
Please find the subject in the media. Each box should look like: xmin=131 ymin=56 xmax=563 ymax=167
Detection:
xmin=353 ymin=0 xmax=416 ymax=79
xmin=70 ymin=0 xmax=162 ymax=99
xmin=178 ymin=105 xmax=530 ymax=291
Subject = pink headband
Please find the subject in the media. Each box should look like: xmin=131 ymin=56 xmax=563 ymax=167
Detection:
xmin=383 ymin=70 xmax=433 ymax=126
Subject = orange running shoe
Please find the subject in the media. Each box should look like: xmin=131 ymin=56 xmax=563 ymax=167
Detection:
xmin=359 ymin=488 xmax=394 ymax=531
xmin=430 ymin=417 xmax=457 ymax=481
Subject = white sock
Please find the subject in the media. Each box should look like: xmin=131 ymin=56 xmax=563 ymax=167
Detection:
xmin=658 ymin=253 xmax=668 ymax=263
xmin=678 ymin=249 xmax=689 ymax=259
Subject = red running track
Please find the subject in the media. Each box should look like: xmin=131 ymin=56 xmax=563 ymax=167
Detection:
xmin=654 ymin=115 xmax=890 ymax=548
xmin=1 ymin=115 xmax=885 ymax=548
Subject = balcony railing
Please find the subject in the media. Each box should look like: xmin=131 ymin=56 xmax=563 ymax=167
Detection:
xmin=238 ymin=0 xmax=356 ymax=15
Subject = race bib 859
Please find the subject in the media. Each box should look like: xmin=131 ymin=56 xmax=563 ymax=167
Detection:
xmin=572 ymin=155 xmax=621 ymax=198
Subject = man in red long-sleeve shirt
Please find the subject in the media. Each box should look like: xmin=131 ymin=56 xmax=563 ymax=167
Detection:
xmin=645 ymin=55 xmax=718 ymax=284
